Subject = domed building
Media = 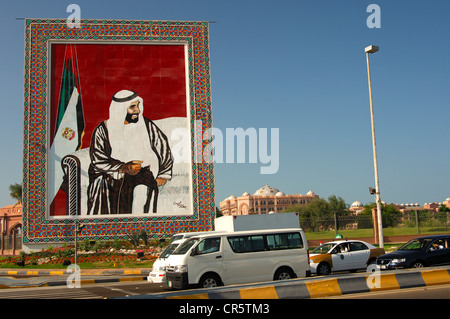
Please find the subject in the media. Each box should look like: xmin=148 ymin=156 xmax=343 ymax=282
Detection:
xmin=443 ymin=198 xmax=450 ymax=209
xmin=349 ymin=197 xmax=450 ymax=216
xmin=349 ymin=201 xmax=364 ymax=214
xmin=253 ymin=184 xmax=280 ymax=196
xmin=220 ymin=184 xmax=319 ymax=216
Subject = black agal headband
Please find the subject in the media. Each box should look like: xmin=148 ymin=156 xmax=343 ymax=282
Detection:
xmin=112 ymin=91 xmax=138 ymax=103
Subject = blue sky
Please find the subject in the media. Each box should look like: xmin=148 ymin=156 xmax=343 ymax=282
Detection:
xmin=0 ymin=0 xmax=449 ymax=209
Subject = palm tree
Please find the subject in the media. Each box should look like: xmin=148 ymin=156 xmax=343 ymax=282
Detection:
xmin=9 ymin=183 xmax=22 ymax=205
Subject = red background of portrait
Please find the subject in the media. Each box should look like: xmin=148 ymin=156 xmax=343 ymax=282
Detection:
xmin=50 ymin=43 xmax=187 ymax=147
xmin=49 ymin=43 xmax=187 ymax=216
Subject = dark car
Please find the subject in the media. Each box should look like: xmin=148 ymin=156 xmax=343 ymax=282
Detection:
xmin=377 ymin=235 xmax=450 ymax=269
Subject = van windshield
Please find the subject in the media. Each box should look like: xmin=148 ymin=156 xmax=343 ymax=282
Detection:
xmin=168 ymin=235 xmax=184 ymax=244
xmin=173 ymin=238 xmax=200 ymax=255
xmin=159 ymin=243 xmax=180 ymax=259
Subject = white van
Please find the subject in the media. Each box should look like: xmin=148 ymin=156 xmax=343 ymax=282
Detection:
xmin=148 ymin=239 xmax=185 ymax=283
xmin=148 ymin=231 xmax=224 ymax=283
xmin=165 ymin=228 xmax=310 ymax=289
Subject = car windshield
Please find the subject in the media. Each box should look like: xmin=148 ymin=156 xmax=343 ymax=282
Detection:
xmin=172 ymin=238 xmax=200 ymax=255
xmin=159 ymin=243 xmax=180 ymax=259
xmin=398 ymin=238 xmax=433 ymax=251
xmin=311 ymin=243 xmax=335 ymax=254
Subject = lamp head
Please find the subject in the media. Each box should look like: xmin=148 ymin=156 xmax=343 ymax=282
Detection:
xmin=75 ymin=222 xmax=85 ymax=233
xmin=365 ymin=45 xmax=379 ymax=53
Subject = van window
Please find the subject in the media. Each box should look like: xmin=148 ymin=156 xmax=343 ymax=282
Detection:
xmin=228 ymin=235 xmax=265 ymax=253
xmin=267 ymin=233 xmax=303 ymax=250
xmin=195 ymin=238 xmax=221 ymax=255
xmin=228 ymin=232 xmax=303 ymax=253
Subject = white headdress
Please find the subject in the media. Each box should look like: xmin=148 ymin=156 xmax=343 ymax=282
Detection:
xmin=106 ymin=90 xmax=158 ymax=175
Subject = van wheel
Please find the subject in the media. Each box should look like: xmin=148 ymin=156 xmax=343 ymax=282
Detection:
xmin=274 ymin=267 xmax=296 ymax=281
xmin=198 ymin=273 xmax=222 ymax=288
xmin=317 ymin=262 xmax=331 ymax=276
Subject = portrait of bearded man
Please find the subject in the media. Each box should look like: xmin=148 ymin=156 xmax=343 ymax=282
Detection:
xmin=87 ymin=89 xmax=173 ymax=215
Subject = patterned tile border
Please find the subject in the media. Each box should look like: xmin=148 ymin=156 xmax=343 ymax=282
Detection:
xmin=23 ymin=19 xmax=214 ymax=244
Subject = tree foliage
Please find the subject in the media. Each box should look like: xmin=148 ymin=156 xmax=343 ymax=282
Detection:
xmin=281 ymin=195 xmax=349 ymax=232
xmin=9 ymin=183 xmax=22 ymax=204
xmin=328 ymin=195 xmax=349 ymax=217
xmin=360 ymin=202 xmax=402 ymax=227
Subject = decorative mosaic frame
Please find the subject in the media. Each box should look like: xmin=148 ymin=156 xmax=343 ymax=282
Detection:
xmin=23 ymin=19 xmax=215 ymax=244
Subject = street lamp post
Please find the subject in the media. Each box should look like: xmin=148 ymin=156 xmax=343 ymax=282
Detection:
xmin=365 ymin=45 xmax=384 ymax=249
xmin=74 ymin=221 xmax=84 ymax=265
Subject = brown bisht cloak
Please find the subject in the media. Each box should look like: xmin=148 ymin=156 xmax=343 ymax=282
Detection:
xmin=87 ymin=117 xmax=173 ymax=215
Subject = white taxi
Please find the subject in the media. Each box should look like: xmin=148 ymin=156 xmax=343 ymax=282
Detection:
xmin=309 ymin=240 xmax=385 ymax=276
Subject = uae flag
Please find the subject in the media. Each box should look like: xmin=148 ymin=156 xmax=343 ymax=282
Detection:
xmin=48 ymin=44 xmax=85 ymax=205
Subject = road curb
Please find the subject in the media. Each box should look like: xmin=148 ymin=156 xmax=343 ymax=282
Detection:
xmin=133 ymin=267 xmax=450 ymax=299
xmin=0 ymin=268 xmax=152 ymax=289
xmin=44 ymin=276 xmax=149 ymax=287
xmin=0 ymin=268 xmax=151 ymax=276
xmin=0 ymin=275 xmax=149 ymax=289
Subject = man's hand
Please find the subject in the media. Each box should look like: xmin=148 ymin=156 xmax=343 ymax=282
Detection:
xmin=156 ymin=178 xmax=167 ymax=186
xmin=122 ymin=160 xmax=143 ymax=176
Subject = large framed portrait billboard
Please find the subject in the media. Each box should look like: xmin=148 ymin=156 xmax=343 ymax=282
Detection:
xmin=23 ymin=19 xmax=214 ymax=246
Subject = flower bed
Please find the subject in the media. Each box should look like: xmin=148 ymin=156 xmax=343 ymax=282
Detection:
xmin=0 ymin=240 xmax=164 ymax=267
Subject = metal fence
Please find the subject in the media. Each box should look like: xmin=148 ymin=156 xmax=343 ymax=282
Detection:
xmin=401 ymin=211 xmax=450 ymax=233
xmin=1 ymin=234 xmax=22 ymax=252
xmin=300 ymin=212 xmax=450 ymax=235
xmin=300 ymin=215 xmax=373 ymax=233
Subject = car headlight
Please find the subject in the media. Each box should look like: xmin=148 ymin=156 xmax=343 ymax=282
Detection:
xmin=158 ymin=266 xmax=166 ymax=271
xmin=392 ymin=258 xmax=406 ymax=263
xmin=174 ymin=265 xmax=188 ymax=273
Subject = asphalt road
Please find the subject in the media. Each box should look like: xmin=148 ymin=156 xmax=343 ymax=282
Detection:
xmin=1 ymin=268 xmax=449 ymax=299
xmin=2 ymin=280 xmax=450 ymax=300
xmin=0 ymin=280 xmax=170 ymax=299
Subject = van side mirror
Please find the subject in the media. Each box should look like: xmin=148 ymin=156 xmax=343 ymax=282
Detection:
xmin=191 ymin=248 xmax=198 ymax=256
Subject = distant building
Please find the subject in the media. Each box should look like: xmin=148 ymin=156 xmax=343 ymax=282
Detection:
xmin=0 ymin=203 xmax=23 ymax=255
xmin=349 ymin=197 xmax=450 ymax=215
xmin=349 ymin=201 xmax=364 ymax=215
xmin=444 ymin=198 xmax=450 ymax=209
xmin=220 ymin=184 xmax=319 ymax=216
xmin=396 ymin=202 xmax=443 ymax=214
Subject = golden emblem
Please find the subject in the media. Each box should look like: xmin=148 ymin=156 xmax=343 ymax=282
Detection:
xmin=62 ymin=127 xmax=76 ymax=141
